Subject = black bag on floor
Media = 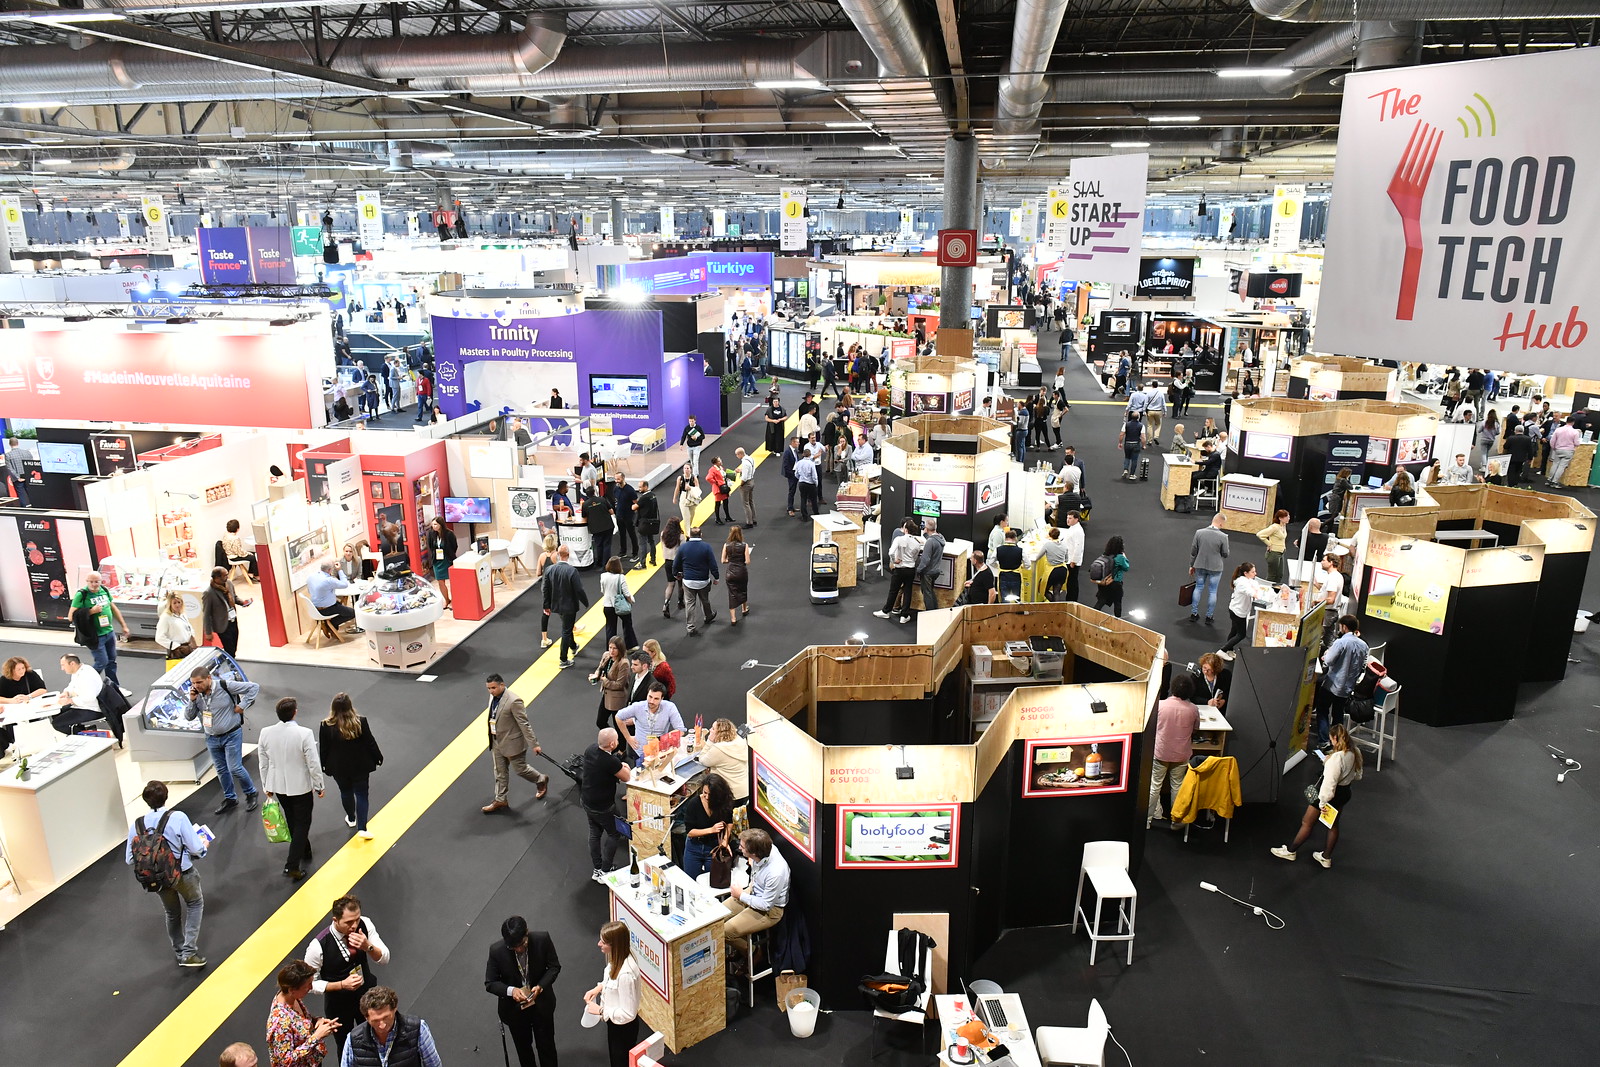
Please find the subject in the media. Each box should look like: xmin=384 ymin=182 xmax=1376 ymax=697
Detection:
xmin=859 ymin=928 xmax=935 ymax=1014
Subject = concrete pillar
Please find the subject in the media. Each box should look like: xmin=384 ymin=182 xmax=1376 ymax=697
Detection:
xmin=610 ymin=198 xmax=625 ymax=243
xmin=939 ymin=134 xmax=980 ymax=334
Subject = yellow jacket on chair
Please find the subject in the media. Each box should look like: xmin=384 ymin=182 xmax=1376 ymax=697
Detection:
xmin=1171 ymin=755 xmax=1243 ymax=824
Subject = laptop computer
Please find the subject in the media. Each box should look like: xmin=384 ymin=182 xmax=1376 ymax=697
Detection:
xmin=959 ymin=978 xmax=1013 ymax=1032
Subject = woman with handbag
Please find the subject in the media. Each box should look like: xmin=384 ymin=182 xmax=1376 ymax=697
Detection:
xmin=598 ymin=556 xmax=638 ymax=650
xmin=673 ymin=463 xmax=701 ymax=531
xmin=659 ymin=518 xmax=685 ymax=617
xmin=678 ymin=772 xmax=734 ymax=880
xmin=592 ymin=636 xmax=631 ymax=729
xmin=584 ymin=921 xmax=641 ymax=1067
xmin=318 ymin=693 xmax=384 ymax=840
xmin=156 ymin=592 xmax=197 ymax=669
xmin=1272 ymin=724 xmax=1363 ymax=868
xmin=201 ymin=566 xmax=250 ymax=657
xmin=706 ymin=456 xmax=732 ymax=525
xmin=722 ymin=525 xmax=751 ymax=625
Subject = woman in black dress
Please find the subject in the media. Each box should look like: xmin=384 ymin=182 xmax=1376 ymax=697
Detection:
xmin=721 ymin=525 xmax=750 ymax=625
xmin=318 ymin=692 xmax=384 ymax=839
xmin=424 ymin=516 xmax=457 ymax=608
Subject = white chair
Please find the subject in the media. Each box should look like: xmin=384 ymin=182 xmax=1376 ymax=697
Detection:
xmin=869 ymin=929 xmax=933 ymax=1059
xmin=1366 ymin=641 xmax=1387 ymax=665
xmin=857 ymin=520 xmax=882 ymax=579
xmin=506 ymin=529 xmax=533 ymax=577
xmin=1071 ymin=841 xmax=1137 ymax=965
xmin=1348 ymin=681 xmax=1401 ymax=772
xmin=299 ymin=594 xmax=346 ymax=648
xmin=1193 ymin=477 xmax=1220 ymax=511
xmin=1035 ymin=999 xmax=1110 ymax=1067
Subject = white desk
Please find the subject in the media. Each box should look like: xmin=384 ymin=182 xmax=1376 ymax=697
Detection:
xmin=1434 ymin=528 xmax=1499 ymax=546
xmin=0 ymin=735 xmax=125 ymax=890
xmin=0 ymin=692 xmax=64 ymax=756
xmin=934 ymin=992 xmax=1041 ymax=1067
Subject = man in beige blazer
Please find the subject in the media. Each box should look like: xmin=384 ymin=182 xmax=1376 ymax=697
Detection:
xmin=481 ymin=672 xmax=550 ymax=813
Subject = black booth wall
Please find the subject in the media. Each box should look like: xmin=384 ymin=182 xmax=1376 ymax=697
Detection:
xmin=879 ymin=469 xmax=980 ymax=545
xmin=27 ymin=426 xmax=194 ymax=511
xmin=585 ymin=298 xmax=698 ymax=353
xmin=1522 ymin=550 xmax=1589 ymax=682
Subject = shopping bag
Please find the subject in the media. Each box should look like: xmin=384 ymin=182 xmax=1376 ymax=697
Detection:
xmin=774 ymin=971 xmax=808 ymax=1012
xmin=203 ymin=632 xmax=224 ymax=649
xmin=708 ymin=827 xmax=734 ymax=890
xmin=260 ymin=799 xmax=291 ymax=844
xmin=1178 ymin=581 xmax=1195 ymax=608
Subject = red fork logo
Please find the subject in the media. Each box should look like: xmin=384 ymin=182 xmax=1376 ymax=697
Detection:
xmin=1386 ymin=119 xmax=1444 ymax=321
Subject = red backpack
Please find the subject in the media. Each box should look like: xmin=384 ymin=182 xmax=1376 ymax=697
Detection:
xmin=130 ymin=812 xmax=182 ymax=892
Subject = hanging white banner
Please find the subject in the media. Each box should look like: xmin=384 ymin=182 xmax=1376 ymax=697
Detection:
xmin=1020 ymin=199 xmax=1038 ymax=245
xmin=1268 ymin=184 xmax=1305 ymax=253
xmin=1058 ymin=153 xmax=1148 ymax=284
xmin=356 ymin=190 xmax=384 ymax=248
xmin=1217 ymin=205 xmax=1236 ymax=240
xmin=779 ymin=188 xmax=805 ymax=250
xmin=712 ymin=208 xmax=727 ymax=237
xmin=406 ymin=211 xmax=420 ymax=238
xmin=116 ymin=211 xmax=131 ymax=240
xmin=1044 ymin=185 xmax=1071 ymax=249
xmin=1319 ymin=47 xmax=1598 ymax=373
xmin=899 ymin=209 xmax=915 ymax=237
xmin=0 ymin=195 xmax=26 ymax=249
xmin=660 ymin=204 xmax=676 ymax=239
xmin=141 ymin=195 xmax=170 ymax=250
xmin=1008 ymin=208 xmax=1023 ymax=237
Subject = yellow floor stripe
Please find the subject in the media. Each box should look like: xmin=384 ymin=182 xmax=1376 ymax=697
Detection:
xmin=117 ymin=411 xmax=790 ymax=1067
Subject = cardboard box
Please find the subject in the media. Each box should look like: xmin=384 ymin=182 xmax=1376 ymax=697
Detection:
xmin=971 ymin=645 xmax=993 ymax=679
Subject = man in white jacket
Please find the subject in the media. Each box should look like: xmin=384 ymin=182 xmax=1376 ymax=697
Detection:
xmin=259 ymin=696 xmax=324 ymax=882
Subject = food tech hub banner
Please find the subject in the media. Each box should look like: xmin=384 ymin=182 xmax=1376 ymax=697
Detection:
xmin=0 ymin=326 xmax=328 ymax=427
xmin=1319 ymin=47 xmax=1598 ymax=374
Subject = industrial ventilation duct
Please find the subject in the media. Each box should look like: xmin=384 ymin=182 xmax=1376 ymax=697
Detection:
xmin=1251 ymin=0 xmax=1600 ymax=19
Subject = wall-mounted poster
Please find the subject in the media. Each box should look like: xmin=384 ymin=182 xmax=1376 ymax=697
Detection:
xmin=1366 ymin=437 xmax=1392 ymax=465
xmin=953 ymin=386 xmax=974 ymax=413
xmin=1221 ymin=481 xmax=1268 ymax=515
xmin=753 ymin=753 xmax=816 ymax=860
xmin=1242 ymin=432 xmax=1293 ymax=463
xmin=1365 ymin=567 xmax=1448 ymax=635
xmin=837 ymin=804 xmax=961 ymax=869
xmin=1395 ymin=437 xmax=1432 ymax=465
xmin=910 ymin=480 xmax=968 ymax=515
xmin=1109 ymin=316 xmax=1132 ymax=334
xmin=1022 ymin=735 xmax=1131 ymax=798
xmin=975 ymin=475 xmax=1007 ymax=512
xmin=909 ymin=392 xmax=949 ymax=414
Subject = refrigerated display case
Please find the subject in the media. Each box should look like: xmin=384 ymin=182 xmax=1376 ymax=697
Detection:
xmin=354 ymin=571 xmax=445 ymax=668
xmin=122 ymin=646 xmax=250 ymax=779
xmin=98 ymin=556 xmax=206 ymax=640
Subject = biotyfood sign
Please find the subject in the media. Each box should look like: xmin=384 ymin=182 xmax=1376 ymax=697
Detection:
xmin=836 ymin=805 xmax=960 ymax=869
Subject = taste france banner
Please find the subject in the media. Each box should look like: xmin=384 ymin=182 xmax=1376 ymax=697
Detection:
xmin=1319 ymin=47 xmax=1599 ymax=375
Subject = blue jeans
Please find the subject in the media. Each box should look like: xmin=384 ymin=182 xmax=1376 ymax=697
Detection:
xmin=740 ymin=369 xmax=757 ymax=394
xmin=336 ymin=774 xmax=370 ymax=831
xmin=1012 ymin=429 xmax=1027 ymax=464
xmin=1191 ymin=568 xmax=1223 ymax=621
xmin=1123 ymin=445 xmax=1141 ymax=476
xmin=91 ymin=630 xmax=120 ymax=688
xmin=159 ymin=868 xmax=204 ymax=961
xmin=682 ymin=835 xmax=716 ymax=880
xmin=205 ymin=728 xmax=255 ymax=801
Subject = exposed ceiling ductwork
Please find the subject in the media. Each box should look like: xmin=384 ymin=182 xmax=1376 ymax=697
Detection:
xmin=1251 ymin=0 xmax=1600 ymax=19
xmin=833 ymin=0 xmax=950 ymax=159
xmin=991 ymin=0 xmax=1072 ymax=143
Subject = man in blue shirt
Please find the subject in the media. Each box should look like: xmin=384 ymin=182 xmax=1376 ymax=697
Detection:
xmin=614 ymin=682 xmax=685 ymax=760
xmin=672 ymin=526 xmax=720 ymax=635
xmin=794 ymin=451 xmax=820 ymax=519
xmin=724 ymin=828 xmax=790 ymax=955
xmin=341 ymin=986 xmax=443 ymax=1067
xmin=125 ymin=779 xmax=210 ymax=968
xmin=1316 ymin=614 xmax=1370 ymax=749
xmin=307 ymin=560 xmax=359 ymax=633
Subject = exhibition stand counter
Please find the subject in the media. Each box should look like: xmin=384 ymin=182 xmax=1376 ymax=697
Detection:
xmin=879 ymin=415 xmax=1013 ymax=545
xmin=123 ymin=646 xmax=249 ymax=780
xmin=745 ymin=603 xmax=1164 ymax=1005
xmin=0 ymin=734 xmax=124 ymax=891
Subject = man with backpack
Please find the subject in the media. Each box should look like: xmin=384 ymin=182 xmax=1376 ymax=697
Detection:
xmin=184 ymin=667 xmax=261 ymax=816
xmin=126 ymin=779 xmax=210 ymax=968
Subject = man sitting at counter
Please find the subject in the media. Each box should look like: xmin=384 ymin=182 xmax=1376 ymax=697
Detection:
xmin=53 ymin=653 xmax=104 ymax=734
xmin=614 ymin=683 xmax=685 ymax=764
xmin=724 ymin=829 xmax=790 ymax=957
xmin=308 ymin=561 xmax=361 ymax=634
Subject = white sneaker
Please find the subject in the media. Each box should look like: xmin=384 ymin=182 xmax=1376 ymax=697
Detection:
xmin=345 ymin=816 xmax=357 ymax=828
xmin=872 ymin=610 xmax=892 ymax=619
xmin=358 ymin=830 xmax=374 ymax=840
xmin=1311 ymin=851 xmax=1332 ymax=868
xmin=119 ymin=686 xmax=134 ymax=698
xmin=591 ymin=868 xmax=606 ymax=882
xmin=1217 ymin=650 xmax=1236 ymax=661
xmin=1270 ymin=846 xmax=1297 ymax=862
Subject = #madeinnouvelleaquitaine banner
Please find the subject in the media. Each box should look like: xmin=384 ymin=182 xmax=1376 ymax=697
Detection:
xmin=1318 ymin=47 xmax=1599 ymax=375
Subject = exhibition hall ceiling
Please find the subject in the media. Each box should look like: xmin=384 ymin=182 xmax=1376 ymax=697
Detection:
xmin=0 ymin=1 xmax=1595 ymax=215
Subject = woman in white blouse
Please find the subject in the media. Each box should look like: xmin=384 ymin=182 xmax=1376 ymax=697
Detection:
xmin=697 ymin=718 xmax=750 ymax=804
xmin=155 ymin=592 xmax=196 ymax=669
xmin=584 ymin=920 xmax=640 ymax=1067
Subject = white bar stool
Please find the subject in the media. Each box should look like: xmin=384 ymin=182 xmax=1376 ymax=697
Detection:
xmin=1070 ymin=841 xmax=1137 ymax=965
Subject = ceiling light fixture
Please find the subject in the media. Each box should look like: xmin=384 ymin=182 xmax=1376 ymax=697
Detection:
xmin=648 ymin=147 xmax=687 ymax=155
xmin=753 ymin=79 xmax=825 ymax=91
xmin=1110 ymin=141 xmax=1151 ymax=148
xmin=825 ymin=121 xmax=872 ymax=129
xmin=1216 ymin=68 xmax=1293 ymax=78
xmin=1148 ymin=115 xmax=1202 ymax=124
xmin=0 ymin=12 xmax=127 ymax=23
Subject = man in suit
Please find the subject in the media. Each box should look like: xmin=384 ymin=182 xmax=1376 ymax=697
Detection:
xmin=258 ymin=697 xmax=324 ymax=882
xmin=540 ymin=545 xmax=590 ymax=669
xmin=624 ymin=652 xmax=654 ymax=705
xmin=485 ymin=915 xmax=561 ymax=1067
xmin=781 ymin=435 xmax=800 ymax=516
xmin=482 ymin=673 xmax=548 ymax=814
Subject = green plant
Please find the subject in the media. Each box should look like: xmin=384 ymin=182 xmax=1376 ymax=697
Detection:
xmin=719 ymin=371 xmax=739 ymax=395
xmin=12 ymin=427 xmax=37 ymax=440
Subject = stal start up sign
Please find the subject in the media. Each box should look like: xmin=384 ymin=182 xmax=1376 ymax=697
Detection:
xmin=1319 ymin=47 xmax=1597 ymax=373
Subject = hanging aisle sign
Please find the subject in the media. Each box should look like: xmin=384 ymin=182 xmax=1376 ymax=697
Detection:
xmin=899 ymin=209 xmax=915 ymax=237
xmin=660 ymin=203 xmax=676 ymax=240
xmin=1058 ymin=153 xmax=1147 ymax=283
xmin=1269 ymin=184 xmax=1305 ymax=252
xmin=141 ymin=195 xmax=170 ymax=250
xmin=780 ymin=188 xmax=806 ymax=250
xmin=1 ymin=195 xmax=26 ymax=248
xmin=1019 ymin=199 xmax=1038 ymax=245
xmin=356 ymin=191 xmax=384 ymax=248
xmin=712 ymin=208 xmax=727 ymax=237
xmin=116 ymin=212 xmax=130 ymax=240
xmin=406 ymin=211 xmax=420 ymax=238
xmin=1044 ymin=185 xmax=1070 ymax=249
xmin=1319 ymin=47 xmax=1599 ymax=374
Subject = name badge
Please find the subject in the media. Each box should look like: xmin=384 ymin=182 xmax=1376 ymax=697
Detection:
xmin=226 ymin=607 xmax=237 ymax=621
xmin=202 ymin=706 xmax=214 ymax=731
xmin=436 ymin=549 xmax=445 ymax=561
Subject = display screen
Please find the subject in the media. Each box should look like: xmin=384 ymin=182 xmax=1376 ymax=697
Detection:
xmin=37 ymin=442 xmax=90 ymax=475
xmin=912 ymin=496 xmax=943 ymax=518
xmin=588 ymin=374 xmax=649 ymax=409
xmin=1243 ymin=432 xmax=1293 ymax=462
xmin=443 ymin=496 xmax=493 ymax=524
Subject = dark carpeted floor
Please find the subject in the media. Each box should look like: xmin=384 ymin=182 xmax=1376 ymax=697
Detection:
xmin=3 ymin=333 xmax=1599 ymax=1066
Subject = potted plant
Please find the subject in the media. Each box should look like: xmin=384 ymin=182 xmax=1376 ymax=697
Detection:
xmin=719 ymin=370 xmax=740 ymax=425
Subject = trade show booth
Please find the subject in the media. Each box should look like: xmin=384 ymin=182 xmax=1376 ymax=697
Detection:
xmin=878 ymin=414 xmax=1012 ymax=545
xmin=744 ymin=603 xmax=1165 ymax=1004
xmin=1351 ymin=485 xmax=1595 ymax=725
xmin=1285 ymin=356 xmax=1398 ymax=402
xmin=1225 ymin=398 xmax=1441 ymax=529
xmin=888 ymin=355 xmax=982 ymax=419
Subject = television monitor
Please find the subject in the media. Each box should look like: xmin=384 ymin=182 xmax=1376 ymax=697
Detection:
xmin=588 ymin=374 xmax=650 ymax=410
xmin=1242 ymin=432 xmax=1293 ymax=463
xmin=443 ymin=496 xmax=493 ymax=524
xmin=37 ymin=442 xmax=90 ymax=475
xmin=912 ymin=496 xmax=943 ymax=518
